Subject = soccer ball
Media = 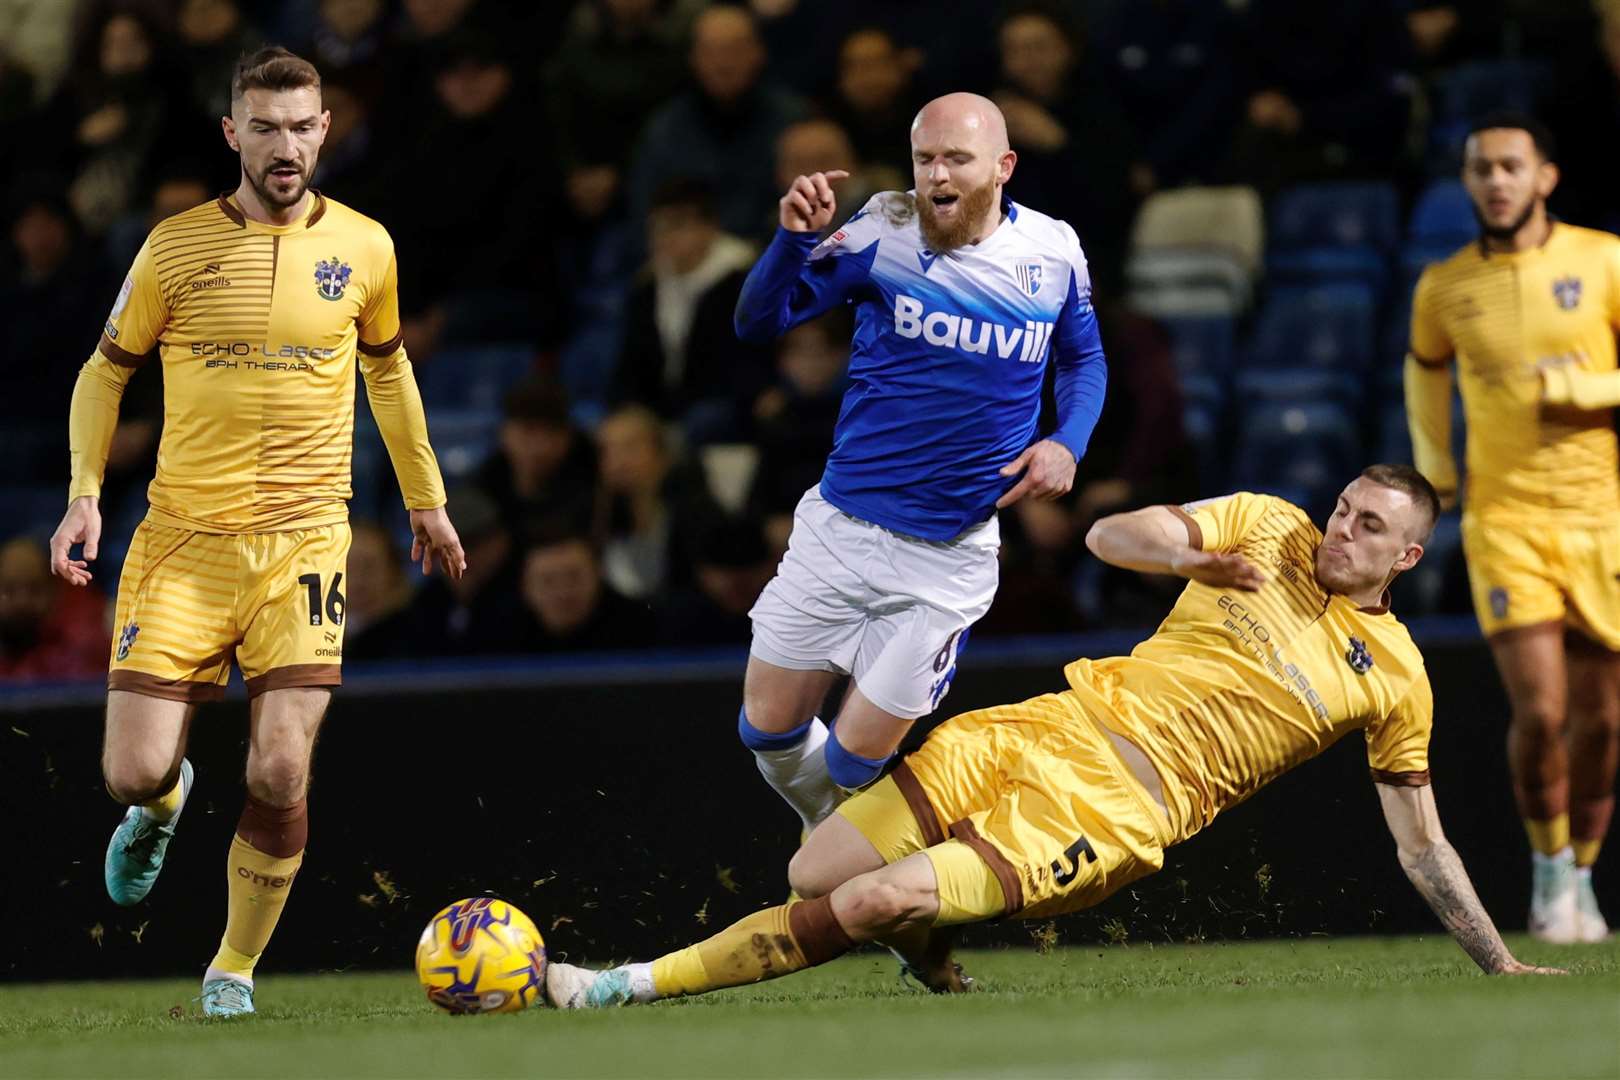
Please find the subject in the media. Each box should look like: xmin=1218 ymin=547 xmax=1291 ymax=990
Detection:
xmin=415 ymin=897 xmax=547 ymax=1014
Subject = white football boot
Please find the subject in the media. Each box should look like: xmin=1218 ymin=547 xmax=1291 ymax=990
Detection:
xmin=1528 ymin=848 xmax=1579 ymax=945
xmin=1574 ymin=867 xmax=1611 ymax=943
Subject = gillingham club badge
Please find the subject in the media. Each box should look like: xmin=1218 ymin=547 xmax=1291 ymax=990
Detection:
xmin=314 ymin=257 xmax=352 ymax=301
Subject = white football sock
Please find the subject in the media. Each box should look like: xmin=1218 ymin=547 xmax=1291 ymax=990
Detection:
xmin=752 ymin=717 xmax=841 ymax=831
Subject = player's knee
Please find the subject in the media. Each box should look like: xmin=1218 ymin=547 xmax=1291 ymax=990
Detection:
xmin=787 ymin=847 xmax=840 ymax=900
xmin=245 ymin=752 xmax=308 ymax=806
xmin=102 ymin=755 xmax=178 ymax=805
xmin=1510 ymin=695 xmax=1565 ymax=736
xmin=835 ymin=876 xmax=928 ymax=937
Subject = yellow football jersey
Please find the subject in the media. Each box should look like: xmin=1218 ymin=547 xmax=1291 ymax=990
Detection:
xmin=82 ymin=192 xmax=442 ymax=533
xmin=1408 ymin=224 xmax=1620 ymax=524
xmin=1064 ymin=493 xmax=1433 ymax=846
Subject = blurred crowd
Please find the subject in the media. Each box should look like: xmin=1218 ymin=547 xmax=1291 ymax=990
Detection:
xmin=5 ymin=0 xmax=1620 ymax=681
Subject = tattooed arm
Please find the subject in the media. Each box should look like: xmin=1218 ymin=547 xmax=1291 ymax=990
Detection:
xmin=1376 ymin=783 xmax=1565 ymax=975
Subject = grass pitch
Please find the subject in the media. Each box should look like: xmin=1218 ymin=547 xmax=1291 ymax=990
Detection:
xmin=1 ymin=936 xmax=1616 ymax=1079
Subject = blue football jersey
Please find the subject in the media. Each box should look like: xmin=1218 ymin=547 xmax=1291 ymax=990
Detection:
xmin=735 ymin=191 xmax=1107 ymax=541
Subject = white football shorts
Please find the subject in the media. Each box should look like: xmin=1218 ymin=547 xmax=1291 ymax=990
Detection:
xmin=748 ymin=485 xmax=1000 ymax=720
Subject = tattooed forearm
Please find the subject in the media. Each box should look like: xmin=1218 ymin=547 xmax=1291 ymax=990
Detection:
xmin=1404 ymin=841 xmax=1514 ymax=973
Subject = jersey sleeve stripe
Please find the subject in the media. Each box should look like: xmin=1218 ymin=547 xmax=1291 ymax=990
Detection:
xmin=1166 ymin=504 xmax=1203 ymax=550
xmin=1369 ymin=767 xmax=1432 ymax=787
xmin=1407 ymin=350 xmax=1450 ymax=369
xmin=357 ymin=328 xmax=405 ymax=357
xmin=98 ymin=333 xmax=153 ymax=368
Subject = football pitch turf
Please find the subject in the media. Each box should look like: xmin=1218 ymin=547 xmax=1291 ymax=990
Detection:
xmin=2 ymin=936 xmax=1616 ymax=1079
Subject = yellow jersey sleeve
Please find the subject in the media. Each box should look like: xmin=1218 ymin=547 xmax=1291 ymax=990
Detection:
xmin=1408 ymin=266 xmax=1452 ymax=365
xmin=1365 ymin=673 xmax=1433 ymax=786
xmin=357 ymin=249 xmax=404 ymax=358
xmin=99 ymin=238 xmax=168 ymax=365
xmin=1175 ymin=492 xmax=1276 ymax=553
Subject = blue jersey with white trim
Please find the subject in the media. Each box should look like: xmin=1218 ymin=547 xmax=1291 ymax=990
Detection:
xmin=735 ymin=191 xmax=1107 ymax=541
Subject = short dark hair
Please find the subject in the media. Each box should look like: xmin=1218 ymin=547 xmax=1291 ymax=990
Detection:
xmin=502 ymin=374 xmax=570 ymax=428
xmin=1360 ymin=464 xmax=1441 ymax=543
xmin=649 ymin=177 xmax=717 ymax=219
xmin=231 ymin=46 xmax=321 ymax=103
xmin=1467 ymin=110 xmax=1556 ymax=163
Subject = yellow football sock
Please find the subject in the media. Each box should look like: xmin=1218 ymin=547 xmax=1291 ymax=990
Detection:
xmin=650 ymin=897 xmax=854 ymax=999
xmin=208 ymin=834 xmax=303 ymax=980
xmin=140 ymin=774 xmax=184 ymax=822
xmin=1572 ymin=837 xmax=1602 ymax=868
xmin=1523 ymin=814 xmax=1570 ymax=857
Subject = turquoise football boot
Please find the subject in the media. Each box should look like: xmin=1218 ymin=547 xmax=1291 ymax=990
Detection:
xmin=201 ymin=977 xmax=255 ymax=1018
xmin=104 ymin=758 xmax=194 ymax=906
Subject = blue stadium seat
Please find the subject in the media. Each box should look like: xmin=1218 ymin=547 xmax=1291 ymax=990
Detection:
xmin=1245 ymin=284 xmax=1378 ymax=378
xmin=422 ymin=407 xmax=500 ymax=482
xmin=1268 ymin=183 xmax=1400 ymax=291
xmin=1408 ymin=180 xmax=1474 ymax=249
xmin=1179 ymin=378 xmax=1228 ymax=492
xmin=0 ymin=486 xmax=72 ymax=544
xmin=1234 ymin=367 xmax=1362 ymax=407
xmin=1375 ymin=400 xmax=1413 ymax=466
xmin=1160 ymin=315 xmax=1236 ymax=380
xmin=413 ymin=345 xmax=536 ymax=413
xmin=1230 ymin=401 xmax=1362 ymax=517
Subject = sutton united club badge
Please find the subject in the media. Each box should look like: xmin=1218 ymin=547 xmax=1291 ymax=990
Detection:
xmin=314 ymin=257 xmax=352 ymax=301
xmin=1552 ymin=275 xmax=1582 ymax=310
xmin=1345 ymin=635 xmax=1374 ymax=675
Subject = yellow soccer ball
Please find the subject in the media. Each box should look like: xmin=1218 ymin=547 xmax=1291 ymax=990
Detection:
xmin=415 ymin=897 xmax=547 ymax=1014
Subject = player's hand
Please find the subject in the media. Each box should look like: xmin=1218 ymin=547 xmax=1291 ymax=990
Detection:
xmin=779 ymin=170 xmax=850 ymax=233
xmin=1492 ymin=959 xmax=1568 ymax=976
xmin=409 ymin=505 xmax=466 ymax=580
xmin=49 ymin=496 xmax=102 ymax=587
xmin=996 ymin=439 xmax=1076 ymax=509
xmin=1169 ymin=548 xmax=1266 ymax=592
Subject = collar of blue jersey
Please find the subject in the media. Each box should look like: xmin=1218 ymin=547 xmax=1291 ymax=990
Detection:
xmin=1001 ymin=194 xmax=1018 ymax=223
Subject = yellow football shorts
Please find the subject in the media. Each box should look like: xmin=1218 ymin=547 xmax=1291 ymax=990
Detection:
xmin=1461 ymin=514 xmax=1620 ymax=650
xmin=108 ymin=519 xmax=352 ymax=702
xmin=838 ymin=691 xmax=1171 ymax=924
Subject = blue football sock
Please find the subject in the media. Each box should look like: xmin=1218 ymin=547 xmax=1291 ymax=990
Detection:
xmin=825 ymin=729 xmax=890 ymax=791
xmin=738 ymin=707 xmax=815 ymax=751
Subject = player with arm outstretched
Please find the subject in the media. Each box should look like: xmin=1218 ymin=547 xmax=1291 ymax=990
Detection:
xmin=48 ymin=47 xmax=463 ymax=1017
xmin=1405 ymin=111 xmax=1620 ymax=943
xmin=731 ymin=92 xmax=1108 ymax=833
xmin=546 ymin=465 xmax=1560 ymax=1007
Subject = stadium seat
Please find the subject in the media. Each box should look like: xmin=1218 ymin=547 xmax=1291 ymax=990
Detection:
xmin=1126 ymin=186 xmax=1264 ymax=317
xmin=1234 ymin=368 xmax=1361 ymax=406
xmin=1179 ymin=374 xmax=1228 ymax=492
xmin=412 ymin=345 xmax=537 ymax=413
xmin=0 ymin=485 xmax=72 ymax=544
xmin=1160 ymin=314 xmax=1236 ymax=380
xmin=1390 ymin=509 xmax=1463 ymax=615
xmin=1407 ymin=180 xmax=1475 ymax=249
xmin=1245 ymin=284 xmax=1377 ymax=377
xmin=1375 ymin=400 xmax=1413 ymax=466
xmin=422 ymin=407 xmax=501 ymax=482
xmin=1266 ymin=182 xmax=1400 ymax=292
xmin=1230 ymin=401 xmax=1362 ymax=518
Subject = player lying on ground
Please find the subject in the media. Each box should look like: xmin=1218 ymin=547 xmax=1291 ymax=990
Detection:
xmin=547 ymin=466 xmax=1562 ymax=1007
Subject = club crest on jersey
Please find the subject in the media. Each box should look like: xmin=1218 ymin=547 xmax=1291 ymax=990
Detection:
xmin=314 ymin=257 xmax=352 ymax=301
xmin=1552 ymin=276 xmax=1582 ymax=310
xmin=115 ymin=622 xmax=139 ymax=662
xmin=1344 ymin=635 xmax=1373 ymax=675
xmin=1014 ymin=261 xmax=1042 ymax=296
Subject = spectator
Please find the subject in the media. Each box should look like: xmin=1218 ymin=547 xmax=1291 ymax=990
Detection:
xmin=1224 ymin=0 xmax=1413 ymax=191
xmin=772 ymin=118 xmax=898 ymax=239
xmin=310 ymin=79 xmax=386 ymax=215
xmin=517 ymin=525 xmax=653 ymax=652
xmin=595 ymin=405 xmax=711 ymax=600
xmin=825 ymin=27 xmax=922 ymax=179
xmin=548 ymin=0 xmax=699 ymax=227
xmin=474 ymin=375 xmax=599 ymax=537
xmin=747 ymin=311 xmax=849 ymax=554
xmin=627 ymin=3 xmax=807 ymax=241
xmin=105 ymin=157 xmax=219 ymax=269
xmin=993 ymin=2 xmax=1143 ymax=292
xmin=32 ymin=8 xmax=185 ymax=234
xmin=1087 ymin=0 xmax=1243 ymax=190
xmin=1 ymin=185 xmax=110 ymax=429
xmin=0 ymin=536 xmax=109 ymax=682
xmin=176 ymin=0 xmax=261 ymax=121
xmin=407 ymin=485 xmax=528 ymax=654
xmin=612 ymin=179 xmax=765 ymax=442
xmin=342 ymin=520 xmax=418 ymax=660
xmin=658 ymin=514 xmax=775 ymax=645
xmin=384 ymin=28 xmax=559 ymax=357
xmin=304 ymin=0 xmax=390 ymax=84
xmin=1404 ymin=2 xmax=1506 ymax=71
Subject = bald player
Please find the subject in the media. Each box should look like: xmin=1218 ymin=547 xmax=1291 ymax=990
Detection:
xmin=48 ymin=47 xmax=463 ymax=1016
xmin=732 ymin=92 xmax=1109 ymax=834
xmin=546 ymin=466 xmax=1563 ymax=1008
